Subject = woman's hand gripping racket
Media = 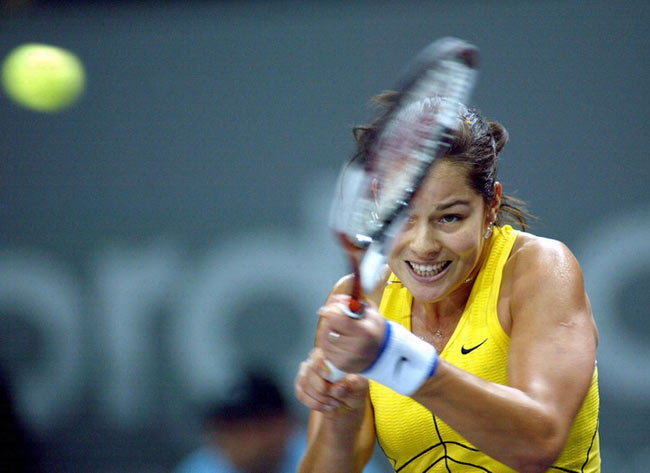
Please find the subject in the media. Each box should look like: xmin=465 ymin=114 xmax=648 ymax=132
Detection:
xmin=324 ymin=37 xmax=479 ymax=382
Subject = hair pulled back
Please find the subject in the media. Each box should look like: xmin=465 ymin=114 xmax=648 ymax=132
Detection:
xmin=351 ymin=92 xmax=533 ymax=230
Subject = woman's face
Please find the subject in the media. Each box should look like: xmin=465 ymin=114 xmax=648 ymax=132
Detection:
xmin=388 ymin=159 xmax=495 ymax=302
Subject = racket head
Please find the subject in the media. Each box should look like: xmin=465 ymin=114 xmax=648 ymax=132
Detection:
xmin=330 ymin=37 xmax=479 ymax=290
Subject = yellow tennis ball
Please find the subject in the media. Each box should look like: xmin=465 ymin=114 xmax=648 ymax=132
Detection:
xmin=1 ymin=43 xmax=86 ymax=113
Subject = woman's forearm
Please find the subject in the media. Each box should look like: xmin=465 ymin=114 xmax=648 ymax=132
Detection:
xmin=414 ymin=361 xmax=567 ymax=473
xmin=299 ymin=404 xmax=374 ymax=473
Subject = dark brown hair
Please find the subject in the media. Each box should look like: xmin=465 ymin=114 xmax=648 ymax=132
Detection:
xmin=351 ymin=92 xmax=533 ymax=230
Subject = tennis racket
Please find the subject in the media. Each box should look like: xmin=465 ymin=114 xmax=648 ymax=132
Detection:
xmin=325 ymin=37 xmax=479 ymax=382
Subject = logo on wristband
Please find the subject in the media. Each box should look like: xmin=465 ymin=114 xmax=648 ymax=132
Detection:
xmin=394 ymin=355 xmax=409 ymax=377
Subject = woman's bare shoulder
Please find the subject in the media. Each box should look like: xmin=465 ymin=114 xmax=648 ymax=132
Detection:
xmin=504 ymin=230 xmax=589 ymax=322
xmin=508 ymin=231 xmax=580 ymax=275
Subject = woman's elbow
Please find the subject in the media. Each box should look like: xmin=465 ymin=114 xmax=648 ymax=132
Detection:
xmin=512 ymin=420 xmax=565 ymax=473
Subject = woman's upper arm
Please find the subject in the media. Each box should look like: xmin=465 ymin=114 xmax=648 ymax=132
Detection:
xmin=506 ymin=237 xmax=598 ymax=433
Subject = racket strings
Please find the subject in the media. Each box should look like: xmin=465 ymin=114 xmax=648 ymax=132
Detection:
xmin=333 ymin=38 xmax=479 ymax=255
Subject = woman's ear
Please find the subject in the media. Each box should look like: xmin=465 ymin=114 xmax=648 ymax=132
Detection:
xmin=488 ymin=181 xmax=502 ymax=223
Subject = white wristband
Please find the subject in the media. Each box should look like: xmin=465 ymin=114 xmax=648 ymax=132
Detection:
xmin=362 ymin=321 xmax=438 ymax=396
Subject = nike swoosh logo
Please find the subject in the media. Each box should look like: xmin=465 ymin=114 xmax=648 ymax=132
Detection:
xmin=461 ymin=338 xmax=487 ymax=355
xmin=394 ymin=356 xmax=409 ymax=377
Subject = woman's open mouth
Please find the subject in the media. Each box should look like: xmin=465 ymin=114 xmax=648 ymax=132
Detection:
xmin=407 ymin=260 xmax=452 ymax=280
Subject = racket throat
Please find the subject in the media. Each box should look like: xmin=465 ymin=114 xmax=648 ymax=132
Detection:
xmin=360 ymin=242 xmax=387 ymax=293
xmin=336 ymin=233 xmax=388 ymax=318
xmin=337 ymin=233 xmax=369 ymax=317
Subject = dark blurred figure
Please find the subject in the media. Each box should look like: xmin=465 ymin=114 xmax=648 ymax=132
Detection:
xmin=173 ymin=368 xmax=306 ymax=473
xmin=0 ymin=367 xmax=41 ymax=473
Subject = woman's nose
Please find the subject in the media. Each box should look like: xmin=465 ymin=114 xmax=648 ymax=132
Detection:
xmin=409 ymin=222 xmax=441 ymax=257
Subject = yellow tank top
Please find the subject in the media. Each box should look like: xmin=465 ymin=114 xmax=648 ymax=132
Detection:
xmin=369 ymin=225 xmax=600 ymax=472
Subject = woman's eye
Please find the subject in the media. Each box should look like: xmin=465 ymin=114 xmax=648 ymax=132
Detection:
xmin=440 ymin=214 xmax=462 ymax=224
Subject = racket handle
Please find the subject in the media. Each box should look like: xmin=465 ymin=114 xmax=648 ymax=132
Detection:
xmin=342 ymin=302 xmax=364 ymax=319
xmin=324 ymin=359 xmax=346 ymax=383
xmin=324 ymin=302 xmax=365 ymax=382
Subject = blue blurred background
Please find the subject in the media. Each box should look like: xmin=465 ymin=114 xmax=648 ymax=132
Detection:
xmin=1 ymin=1 xmax=648 ymax=471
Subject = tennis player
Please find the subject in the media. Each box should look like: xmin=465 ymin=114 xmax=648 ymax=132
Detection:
xmin=294 ymin=96 xmax=600 ymax=473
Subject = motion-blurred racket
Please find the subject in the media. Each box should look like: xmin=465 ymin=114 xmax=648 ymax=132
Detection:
xmin=325 ymin=37 xmax=479 ymax=381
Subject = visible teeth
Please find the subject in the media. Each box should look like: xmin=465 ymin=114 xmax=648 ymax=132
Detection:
xmin=410 ymin=261 xmax=449 ymax=277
